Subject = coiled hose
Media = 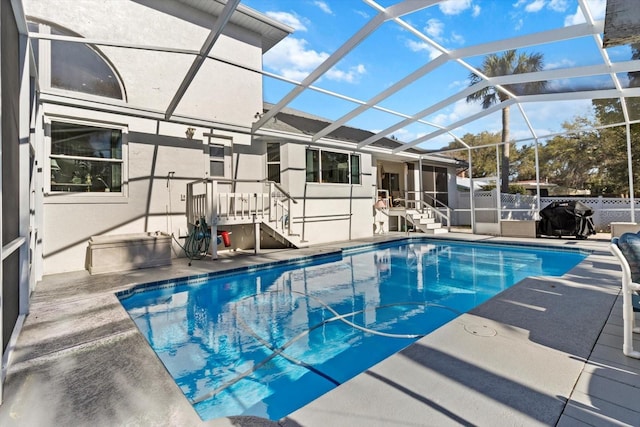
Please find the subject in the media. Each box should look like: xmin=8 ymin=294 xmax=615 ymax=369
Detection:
xmin=173 ymin=217 xmax=211 ymax=266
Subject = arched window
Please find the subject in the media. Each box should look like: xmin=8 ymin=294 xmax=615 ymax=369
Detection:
xmin=50 ymin=27 xmax=124 ymax=99
xmin=29 ymin=21 xmax=125 ymax=100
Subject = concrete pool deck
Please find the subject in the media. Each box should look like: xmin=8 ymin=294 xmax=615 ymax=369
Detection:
xmin=0 ymin=232 xmax=638 ymax=426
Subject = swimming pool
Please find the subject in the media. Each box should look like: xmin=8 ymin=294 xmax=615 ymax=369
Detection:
xmin=118 ymin=238 xmax=588 ymax=421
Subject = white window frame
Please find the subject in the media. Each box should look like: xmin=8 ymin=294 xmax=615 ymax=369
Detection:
xmin=209 ymin=143 xmax=225 ymax=178
xmin=32 ymin=21 xmax=128 ymax=105
xmin=44 ymin=116 xmax=128 ymax=203
xmin=266 ymin=142 xmax=281 ymax=183
xmin=205 ymin=134 xmax=232 ymax=180
xmin=305 ymin=148 xmax=362 ymax=185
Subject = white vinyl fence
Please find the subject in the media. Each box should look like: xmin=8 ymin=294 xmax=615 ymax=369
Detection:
xmin=454 ymin=190 xmax=640 ymax=231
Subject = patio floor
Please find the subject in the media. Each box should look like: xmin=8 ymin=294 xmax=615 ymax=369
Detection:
xmin=0 ymin=232 xmax=638 ymax=426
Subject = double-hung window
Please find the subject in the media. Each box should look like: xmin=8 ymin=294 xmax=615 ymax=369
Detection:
xmin=209 ymin=144 xmax=225 ymax=177
xmin=267 ymin=142 xmax=281 ymax=183
xmin=306 ymin=148 xmax=360 ymax=184
xmin=49 ymin=121 xmax=123 ymax=193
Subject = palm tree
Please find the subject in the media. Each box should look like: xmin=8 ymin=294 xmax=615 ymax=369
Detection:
xmin=466 ymin=50 xmax=546 ymax=193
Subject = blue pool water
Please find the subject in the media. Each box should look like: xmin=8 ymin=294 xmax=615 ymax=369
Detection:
xmin=118 ymin=239 xmax=588 ymax=421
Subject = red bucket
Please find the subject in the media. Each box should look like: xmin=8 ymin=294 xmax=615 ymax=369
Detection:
xmin=218 ymin=230 xmax=231 ymax=247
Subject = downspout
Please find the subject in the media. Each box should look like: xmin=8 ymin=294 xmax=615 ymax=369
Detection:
xmin=627 ymin=123 xmax=635 ymax=222
xmin=419 ymin=157 xmax=423 ymax=209
xmin=496 ymin=144 xmax=501 ymax=223
xmin=302 ymin=181 xmax=308 ymax=242
xmin=349 ymin=182 xmax=353 ymax=240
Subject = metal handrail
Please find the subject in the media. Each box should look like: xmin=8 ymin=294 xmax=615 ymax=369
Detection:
xmin=271 ymin=181 xmax=297 ymax=204
xmin=396 ymin=191 xmax=451 ymax=226
xmin=421 ymin=193 xmax=449 ymax=211
xmin=418 ymin=200 xmax=451 ymax=231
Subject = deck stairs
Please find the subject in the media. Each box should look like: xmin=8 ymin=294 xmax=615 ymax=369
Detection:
xmin=186 ymin=179 xmax=305 ymax=249
xmin=404 ymin=208 xmax=448 ymax=234
xmin=259 ymin=215 xmax=306 ymax=248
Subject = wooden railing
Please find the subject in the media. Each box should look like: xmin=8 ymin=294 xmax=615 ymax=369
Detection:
xmin=186 ymin=179 xmax=297 ymax=236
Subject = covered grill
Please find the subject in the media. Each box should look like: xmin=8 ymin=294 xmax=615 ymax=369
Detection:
xmin=537 ymin=201 xmax=596 ymax=239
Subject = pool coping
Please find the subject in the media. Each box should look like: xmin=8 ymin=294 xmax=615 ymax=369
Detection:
xmin=117 ymin=237 xmax=592 ymax=421
xmin=116 ymin=235 xmax=591 ymax=302
xmin=0 ymin=232 xmax=637 ymax=427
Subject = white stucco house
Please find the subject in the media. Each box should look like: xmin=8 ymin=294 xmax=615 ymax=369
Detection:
xmin=24 ymin=0 xmax=464 ymax=277
xmin=0 ymin=0 xmax=465 ymax=393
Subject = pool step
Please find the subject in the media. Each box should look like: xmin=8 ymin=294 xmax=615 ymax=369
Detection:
xmin=405 ymin=210 xmax=447 ymax=234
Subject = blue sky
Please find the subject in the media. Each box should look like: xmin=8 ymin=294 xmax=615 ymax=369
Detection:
xmin=240 ymin=0 xmax=624 ymax=150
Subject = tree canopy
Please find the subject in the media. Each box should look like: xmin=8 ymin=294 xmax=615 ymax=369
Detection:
xmin=447 ymin=45 xmax=640 ymax=197
xmin=444 ymin=113 xmax=640 ymax=196
xmin=466 ymin=49 xmax=546 ymax=193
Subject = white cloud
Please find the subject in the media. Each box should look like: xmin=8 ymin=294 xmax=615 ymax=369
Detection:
xmin=525 ymin=0 xmax=545 ymax=13
xmin=431 ymin=99 xmax=484 ymax=128
xmin=564 ymin=0 xmax=605 ymax=26
xmin=263 ymin=37 xmax=328 ymax=80
xmin=472 ymin=5 xmax=481 ymax=17
xmin=547 ymin=0 xmax=568 ymax=12
xmin=354 ymin=9 xmax=370 ymax=19
xmin=513 ymin=0 xmax=568 ymax=14
xmin=326 ymin=64 xmax=367 ymax=83
xmin=518 ymin=99 xmax=593 ymax=135
xmin=448 ymin=79 xmax=466 ymax=90
xmin=587 ymin=0 xmax=607 ymax=19
xmin=425 ymin=18 xmax=445 ymax=39
xmin=263 ymin=37 xmax=365 ymax=83
xmin=515 ymin=18 xmax=524 ymax=31
xmin=389 ymin=128 xmax=415 ymax=142
xmin=451 ymin=32 xmax=465 ymax=45
xmin=313 ymin=1 xmax=332 ymax=15
xmin=439 ymin=0 xmax=473 ymax=15
xmin=421 ymin=19 xmax=465 ymax=46
xmin=415 ymin=96 xmax=595 ymax=149
xmin=406 ymin=39 xmax=441 ymax=60
xmin=545 ymin=58 xmax=576 ymax=70
xmin=266 ymin=11 xmax=307 ymax=31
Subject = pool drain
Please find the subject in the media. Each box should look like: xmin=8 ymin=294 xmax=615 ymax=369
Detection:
xmin=464 ymin=324 xmax=497 ymax=337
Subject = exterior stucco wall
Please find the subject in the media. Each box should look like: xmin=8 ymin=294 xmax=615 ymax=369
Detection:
xmin=26 ymin=0 xmax=269 ymax=274
xmin=24 ymin=0 xmax=263 ymax=125
xmin=282 ymin=142 xmax=376 ymax=243
xmin=26 ymin=0 xmax=460 ymax=274
xmin=40 ymin=107 xmax=269 ymax=274
xmin=41 ymin=105 xmax=212 ymax=274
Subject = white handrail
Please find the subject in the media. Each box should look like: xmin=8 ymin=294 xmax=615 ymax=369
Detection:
xmin=186 ymin=178 xmax=297 ymax=235
xmin=610 ymin=238 xmax=640 ymax=359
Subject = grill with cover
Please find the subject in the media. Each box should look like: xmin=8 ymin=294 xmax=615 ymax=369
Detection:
xmin=537 ymin=201 xmax=596 ymax=239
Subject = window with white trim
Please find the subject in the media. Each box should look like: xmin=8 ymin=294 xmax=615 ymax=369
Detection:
xmin=305 ymin=148 xmax=361 ymax=184
xmin=266 ymin=142 xmax=281 ymax=183
xmin=28 ymin=20 xmax=125 ymax=100
xmin=49 ymin=121 xmax=123 ymax=193
xmin=351 ymin=154 xmax=361 ymax=185
xmin=209 ymin=144 xmax=225 ymax=177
